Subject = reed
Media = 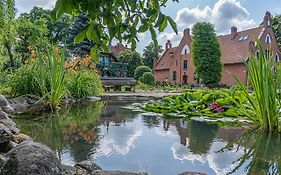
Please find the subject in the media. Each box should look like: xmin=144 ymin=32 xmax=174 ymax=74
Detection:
xmin=235 ymin=40 xmax=281 ymax=133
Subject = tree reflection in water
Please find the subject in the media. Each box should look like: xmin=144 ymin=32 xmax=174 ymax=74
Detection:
xmin=219 ymin=129 xmax=281 ymax=174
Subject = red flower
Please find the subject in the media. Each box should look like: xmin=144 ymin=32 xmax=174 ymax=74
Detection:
xmin=216 ymin=108 xmax=225 ymax=113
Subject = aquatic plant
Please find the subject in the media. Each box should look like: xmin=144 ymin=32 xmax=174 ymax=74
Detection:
xmin=234 ymin=40 xmax=281 ymax=133
xmin=145 ymin=88 xmax=249 ymax=118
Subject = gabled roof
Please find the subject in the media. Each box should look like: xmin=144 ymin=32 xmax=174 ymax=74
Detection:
xmin=154 ymin=47 xmax=177 ymax=70
xmin=218 ymin=26 xmax=264 ymax=64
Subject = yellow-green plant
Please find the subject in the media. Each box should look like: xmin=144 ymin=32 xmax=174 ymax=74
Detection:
xmin=234 ymin=40 xmax=281 ymax=133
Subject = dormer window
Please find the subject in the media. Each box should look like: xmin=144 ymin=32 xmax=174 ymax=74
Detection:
xmin=169 ymin=52 xmax=174 ymax=57
xmin=276 ymin=54 xmax=280 ymax=62
xmin=266 ymin=34 xmax=271 ymax=44
xmin=239 ymin=35 xmax=248 ymax=41
xmin=181 ymin=45 xmax=190 ymax=55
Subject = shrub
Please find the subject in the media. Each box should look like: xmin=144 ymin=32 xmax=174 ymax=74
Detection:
xmin=9 ymin=64 xmax=42 ymax=96
xmin=66 ymin=70 xmax=103 ymax=98
xmin=134 ymin=66 xmax=152 ymax=80
xmin=140 ymin=72 xmax=155 ymax=85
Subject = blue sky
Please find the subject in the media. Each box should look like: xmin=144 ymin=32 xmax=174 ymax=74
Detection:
xmin=15 ymin=0 xmax=281 ymax=53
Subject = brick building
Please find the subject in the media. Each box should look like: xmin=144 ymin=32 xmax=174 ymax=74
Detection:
xmin=154 ymin=11 xmax=281 ymax=85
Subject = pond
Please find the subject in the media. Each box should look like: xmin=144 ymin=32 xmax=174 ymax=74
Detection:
xmin=14 ymin=100 xmax=281 ymax=175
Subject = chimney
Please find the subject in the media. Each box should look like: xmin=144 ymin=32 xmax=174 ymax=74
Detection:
xmin=184 ymin=28 xmax=190 ymax=36
xmin=263 ymin=11 xmax=272 ymax=28
xmin=231 ymin=26 xmax=237 ymax=40
xmin=165 ymin=40 xmax=172 ymax=50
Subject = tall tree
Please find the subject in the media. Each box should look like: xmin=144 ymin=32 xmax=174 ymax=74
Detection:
xmin=143 ymin=42 xmax=163 ymax=69
xmin=0 ymin=0 xmax=16 ymax=67
xmin=51 ymin=0 xmax=178 ymax=60
xmin=16 ymin=12 xmax=50 ymax=63
xmin=272 ymin=14 xmax=281 ymax=48
xmin=191 ymin=22 xmax=222 ymax=84
xmin=118 ymin=50 xmax=143 ymax=77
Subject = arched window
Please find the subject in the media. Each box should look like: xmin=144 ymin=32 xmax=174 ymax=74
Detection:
xmin=181 ymin=45 xmax=190 ymax=55
xmin=256 ymin=50 xmax=259 ymax=58
xmin=266 ymin=34 xmax=271 ymax=44
xmin=276 ymin=54 xmax=280 ymax=62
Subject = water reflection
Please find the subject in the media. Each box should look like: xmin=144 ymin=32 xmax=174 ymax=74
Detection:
xmin=220 ymin=130 xmax=281 ymax=175
xmin=14 ymin=101 xmax=281 ymax=175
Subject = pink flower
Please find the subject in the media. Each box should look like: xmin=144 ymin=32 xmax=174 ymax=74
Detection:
xmin=216 ymin=108 xmax=225 ymax=113
xmin=210 ymin=102 xmax=219 ymax=109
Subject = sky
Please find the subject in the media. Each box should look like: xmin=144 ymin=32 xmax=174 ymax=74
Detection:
xmin=15 ymin=0 xmax=281 ymax=53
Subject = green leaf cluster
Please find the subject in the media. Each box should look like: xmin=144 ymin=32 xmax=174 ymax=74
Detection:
xmin=51 ymin=0 xmax=179 ymax=60
xmin=118 ymin=49 xmax=143 ymax=77
xmin=134 ymin=66 xmax=152 ymax=80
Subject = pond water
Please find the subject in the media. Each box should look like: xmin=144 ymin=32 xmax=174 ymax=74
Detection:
xmin=15 ymin=100 xmax=281 ymax=175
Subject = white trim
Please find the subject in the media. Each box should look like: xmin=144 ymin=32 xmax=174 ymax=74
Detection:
xmin=258 ymin=28 xmax=265 ymax=39
xmin=266 ymin=34 xmax=271 ymax=44
xmin=181 ymin=44 xmax=190 ymax=55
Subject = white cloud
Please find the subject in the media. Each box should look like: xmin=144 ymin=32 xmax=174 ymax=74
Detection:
xmin=158 ymin=32 xmax=183 ymax=46
xmin=175 ymin=0 xmax=255 ymax=34
xmin=137 ymin=33 xmax=146 ymax=42
xmin=15 ymin=0 xmax=56 ymax=14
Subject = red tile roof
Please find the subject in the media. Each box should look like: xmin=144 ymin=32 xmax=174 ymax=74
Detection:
xmin=218 ymin=26 xmax=264 ymax=64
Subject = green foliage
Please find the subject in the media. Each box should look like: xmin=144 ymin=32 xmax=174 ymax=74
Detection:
xmin=134 ymin=66 xmax=152 ymax=80
xmin=234 ymin=40 xmax=281 ymax=133
xmin=140 ymin=72 xmax=155 ymax=85
xmin=66 ymin=70 xmax=103 ymax=98
xmin=51 ymin=0 xmax=178 ymax=61
xmin=0 ymin=0 xmax=16 ymax=67
xmin=118 ymin=50 xmax=143 ymax=77
xmin=143 ymin=42 xmax=163 ymax=68
xmin=145 ymin=88 xmax=248 ymax=118
xmin=272 ymin=14 xmax=281 ymax=48
xmin=191 ymin=22 xmax=222 ymax=84
xmin=9 ymin=64 xmax=41 ymax=96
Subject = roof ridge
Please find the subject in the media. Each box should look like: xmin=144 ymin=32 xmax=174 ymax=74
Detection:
xmin=217 ymin=26 xmax=263 ymax=38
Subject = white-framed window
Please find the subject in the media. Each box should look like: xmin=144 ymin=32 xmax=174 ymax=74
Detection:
xmin=256 ymin=50 xmax=259 ymax=58
xmin=266 ymin=34 xmax=271 ymax=44
xmin=181 ymin=45 xmax=190 ymax=55
xmin=275 ymin=54 xmax=280 ymax=62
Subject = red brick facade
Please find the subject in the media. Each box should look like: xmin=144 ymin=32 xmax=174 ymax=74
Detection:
xmin=154 ymin=12 xmax=281 ymax=85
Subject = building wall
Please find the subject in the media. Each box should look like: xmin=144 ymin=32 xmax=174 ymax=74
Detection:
xmin=154 ymin=69 xmax=170 ymax=83
xmin=221 ymin=63 xmax=247 ymax=85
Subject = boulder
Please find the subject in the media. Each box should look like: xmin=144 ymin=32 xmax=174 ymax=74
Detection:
xmin=0 ymin=96 xmax=8 ymax=108
xmin=0 ymin=154 xmax=8 ymax=170
xmin=1 ymin=141 xmax=64 ymax=175
xmin=1 ymin=105 xmax=14 ymax=115
xmin=91 ymin=171 xmax=148 ymax=175
xmin=0 ymin=118 xmax=19 ymax=134
xmin=0 ymin=111 xmax=8 ymax=120
xmin=12 ymin=134 xmax=32 ymax=143
xmin=8 ymin=96 xmax=44 ymax=114
xmin=74 ymin=161 xmax=102 ymax=175
xmin=0 ymin=128 xmax=13 ymax=144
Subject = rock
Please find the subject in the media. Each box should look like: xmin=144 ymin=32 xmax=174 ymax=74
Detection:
xmin=12 ymin=134 xmax=32 ymax=143
xmin=74 ymin=161 xmax=102 ymax=175
xmin=8 ymin=95 xmax=44 ymax=114
xmin=91 ymin=171 xmax=148 ymax=175
xmin=0 ymin=110 xmax=8 ymax=120
xmin=0 ymin=154 xmax=8 ymax=170
xmin=0 ymin=119 xmax=20 ymax=134
xmin=1 ymin=141 xmax=64 ymax=175
xmin=86 ymin=96 xmax=101 ymax=102
xmin=178 ymin=172 xmax=206 ymax=175
xmin=1 ymin=105 xmax=14 ymax=115
xmin=0 ymin=96 xmax=8 ymax=108
xmin=0 ymin=128 xmax=13 ymax=144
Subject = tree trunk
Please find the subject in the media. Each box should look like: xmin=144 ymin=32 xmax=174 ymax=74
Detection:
xmin=4 ymin=42 xmax=14 ymax=67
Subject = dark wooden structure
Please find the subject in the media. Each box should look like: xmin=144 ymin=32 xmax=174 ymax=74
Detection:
xmin=101 ymin=77 xmax=137 ymax=91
